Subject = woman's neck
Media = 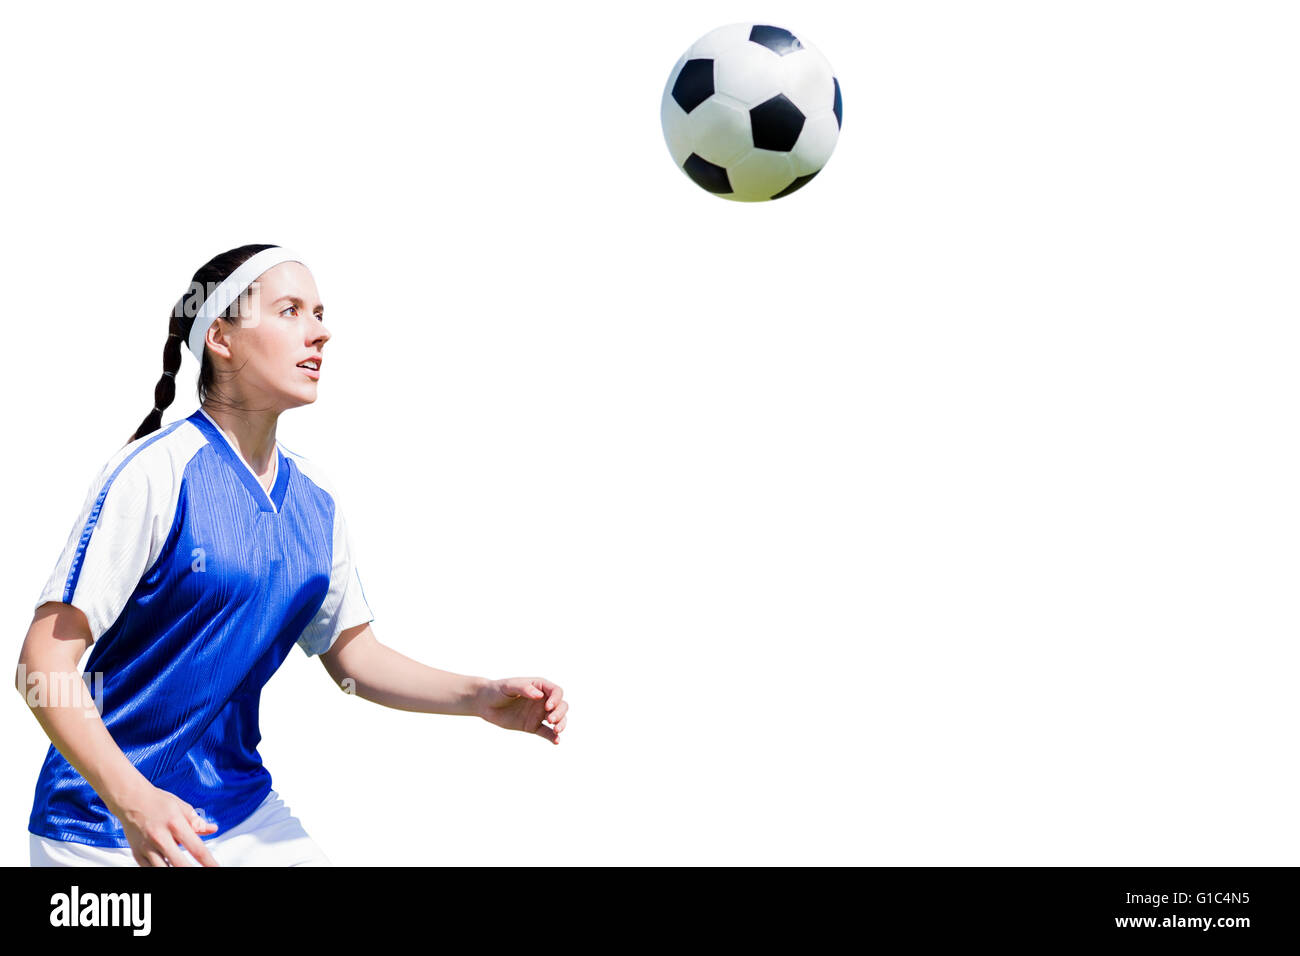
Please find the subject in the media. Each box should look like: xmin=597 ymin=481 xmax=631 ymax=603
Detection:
xmin=200 ymin=403 xmax=279 ymax=479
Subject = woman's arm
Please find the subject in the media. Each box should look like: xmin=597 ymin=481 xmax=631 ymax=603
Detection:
xmin=16 ymin=602 xmax=220 ymax=866
xmin=320 ymin=623 xmax=568 ymax=742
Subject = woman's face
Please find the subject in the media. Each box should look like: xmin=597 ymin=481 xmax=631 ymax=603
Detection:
xmin=209 ymin=261 xmax=331 ymax=412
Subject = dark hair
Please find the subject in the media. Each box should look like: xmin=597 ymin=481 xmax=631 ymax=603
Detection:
xmin=128 ymin=244 xmax=282 ymax=444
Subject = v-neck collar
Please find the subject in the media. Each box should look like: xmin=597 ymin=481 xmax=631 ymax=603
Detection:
xmin=189 ymin=407 xmax=290 ymax=514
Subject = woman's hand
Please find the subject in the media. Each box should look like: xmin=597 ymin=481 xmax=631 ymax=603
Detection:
xmin=18 ymin=604 xmax=221 ymax=867
xmin=475 ymin=677 xmax=568 ymax=744
xmin=110 ymin=781 xmax=221 ymax=867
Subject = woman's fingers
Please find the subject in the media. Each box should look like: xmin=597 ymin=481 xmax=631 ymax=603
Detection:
xmin=173 ymin=822 xmax=221 ymax=867
xmin=488 ymin=677 xmax=567 ymax=743
xmin=534 ymin=722 xmax=558 ymax=744
xmin=160 ymin=836 xmax=195 ymax=868
xmin=501 ymin=677 xmax=545 ymax=699
xmin=182 ymin=801 xmax=218 ymax=835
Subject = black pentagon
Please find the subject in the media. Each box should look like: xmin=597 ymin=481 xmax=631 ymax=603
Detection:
xmin=832 ymin=77 xmax=843 ymax=129
xmin=770 ymin=170 xmax=820 ymax=200
xmin=672 ymin=59 xmax=714 ymax=114
xmin=683 ymin=153 xmax=732 ymax=194
xmin=749 ymin=25 xmax=803 ymax=56
xmin=750 ymin=94 xmax=805 ymax=152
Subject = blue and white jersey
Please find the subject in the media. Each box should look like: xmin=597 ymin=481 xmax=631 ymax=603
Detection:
xmin=28 ymin=406 xmax=374 ymax=848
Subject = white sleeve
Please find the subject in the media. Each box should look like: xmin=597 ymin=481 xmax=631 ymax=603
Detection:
xmin=296 ymin=500 xmax=375 ymax=658
xmin=35 ymin=453 xmax=177 ymax=643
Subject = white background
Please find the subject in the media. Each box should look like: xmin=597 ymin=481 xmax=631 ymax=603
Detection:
xmin=2 ymin=1 xmax=1297 ymax=865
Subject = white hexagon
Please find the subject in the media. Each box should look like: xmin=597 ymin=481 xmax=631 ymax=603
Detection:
xmin=660 ymin=95 xmax=694 ymax=167
xmin=685 ymin=96 xmax=752 ymax=167
xmin=687 ymin=22 xmax=754 ymax=59
xmin=726 ymin=148 xmax=796 ymax=202
xmin=713 ymin=39 xmax=783 ymax=108
xmin=780 ymin=47 xmax=836 ymax=117
xmin=790 ymin=111 xmax=840 ymax=177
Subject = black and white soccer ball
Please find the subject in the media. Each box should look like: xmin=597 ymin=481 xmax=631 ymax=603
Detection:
xmin=661 ymin=23 xmax=842 ymax=202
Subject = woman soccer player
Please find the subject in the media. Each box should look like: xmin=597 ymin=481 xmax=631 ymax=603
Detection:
xmin=17 ymin=244 xmax=568 ymax=867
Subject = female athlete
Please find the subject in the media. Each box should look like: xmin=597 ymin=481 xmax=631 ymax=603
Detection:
xmin=16 ymin=244 xmax=568 ymax=867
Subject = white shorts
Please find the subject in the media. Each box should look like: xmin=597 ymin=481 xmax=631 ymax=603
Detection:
xmin=29 ymin=789 xmax=331 ymax=867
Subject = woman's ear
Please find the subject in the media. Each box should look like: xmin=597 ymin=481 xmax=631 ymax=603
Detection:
xmin=205 ymin=318 xmax=236 ymax=362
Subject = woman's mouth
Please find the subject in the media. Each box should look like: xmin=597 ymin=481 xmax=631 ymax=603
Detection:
xmin=297 ymin=358 xmax=321 ymax=380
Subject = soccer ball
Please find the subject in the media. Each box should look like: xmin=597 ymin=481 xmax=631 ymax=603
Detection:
xmin=660 ymin=23 xmax=843 ymax=202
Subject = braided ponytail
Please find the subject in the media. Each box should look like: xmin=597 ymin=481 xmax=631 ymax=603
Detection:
xmin=126 ymin=243 xmax=280 ymax=445
xmin=127 ymin=315 xmax=186 ymax=443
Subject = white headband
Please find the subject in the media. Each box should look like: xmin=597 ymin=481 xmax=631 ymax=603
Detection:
xmin=186 ymin=247 xmax=309 ymax=361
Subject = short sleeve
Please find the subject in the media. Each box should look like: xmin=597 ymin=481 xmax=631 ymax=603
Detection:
xmin=296 ymin=500 xmax=375 ymax=657
xmin=35 ymin=451 xmax=178 ymax=643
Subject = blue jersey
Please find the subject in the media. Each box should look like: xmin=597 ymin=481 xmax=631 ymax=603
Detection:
xmin=28 ymin=407 xmax=374 ymax=848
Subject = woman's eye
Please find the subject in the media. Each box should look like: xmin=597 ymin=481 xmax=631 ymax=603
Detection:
xmin=282 ymin=305 xmax=298 ymax=316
